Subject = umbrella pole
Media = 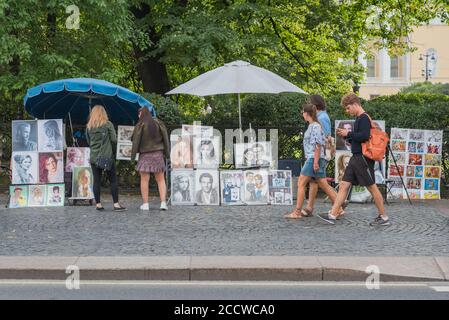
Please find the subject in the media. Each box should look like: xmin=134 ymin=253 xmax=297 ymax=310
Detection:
xmin=238 ymin=93 xmax=243 ymax=142
xmin=68 ymin=112 xmax=76 ymax=147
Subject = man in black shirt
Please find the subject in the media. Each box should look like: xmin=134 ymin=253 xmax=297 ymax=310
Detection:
xmin=320 ymin=93 xmax=390 ymax=226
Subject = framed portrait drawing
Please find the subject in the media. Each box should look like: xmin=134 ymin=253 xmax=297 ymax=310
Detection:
xmin=235 ymin=142 xmax=272 ymax=169
xmin=39 ymin=152 xmax=64 ymax=184
xmin=46 ymin=184 xmax=65 ymax=206
xmin=65 ymin=147 xmax=90 ymax=172
xmin=12 ymin=120 xmax=38 ymax=152
xmin=244 ymin=169 xmax=269 ymax=205
xmin=117 ymin=126 xmax=135 ymax=143
xmin=193 ymin=136 xmax=221 ymax=169
xmin=268 ymin=170 xmax=293 ymax=205
xmin=12 ymin=151 xmax=38 ymax=185
xmin=194 ymin=169 xmax=219 ymax=206
xmin=28 ymin=185 xmax=47 ymax=207
xmin=171 ymin=169 xmax=195 ymax=206
xmin=38 ymin=119 xmax=64 ymax=152
xmin=72 ymin=167 xmax=94 ymax=199
xmin=9 ymin=185 xmax=29 ymax=208
xmin=220 ymin=170 xmax=244 ymax=206
xmin=170 ymin=134 xmax=193 ymax=169
xmin=116 ymin=143 xmax=134 ymax=160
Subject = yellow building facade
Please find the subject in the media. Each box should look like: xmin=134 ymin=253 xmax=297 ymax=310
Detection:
xmin=359 ymin=20 xmax=449 ymax=100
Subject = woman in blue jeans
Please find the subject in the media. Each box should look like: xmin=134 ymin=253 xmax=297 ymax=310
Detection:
xmin=284 ymin=103 xmax=344 ymax=219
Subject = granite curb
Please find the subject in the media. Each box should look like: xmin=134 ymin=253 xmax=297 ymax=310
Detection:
xmin=0 ymin=256 xmax=447 ymax=282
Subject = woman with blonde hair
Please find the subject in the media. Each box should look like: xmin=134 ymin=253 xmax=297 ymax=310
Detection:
xmin=131 ymin=107 xmax=169 ymax=211
xmin=86 ymin=105 xmax=126 ymax=211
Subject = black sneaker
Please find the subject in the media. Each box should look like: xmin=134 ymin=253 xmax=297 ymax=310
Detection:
xmin=369 ymin=215 xmax=390 ymax=226
xmin=317 ymin=213 xmax=336 ymax=225
xmin=113 ymin=205 xmax=127 ymax=212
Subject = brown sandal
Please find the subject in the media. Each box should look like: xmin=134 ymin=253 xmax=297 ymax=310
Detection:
xmin=301 ymin=207 xmax=313 ymax=217
xmin=284 ymin=208 xmax=304 ymax=219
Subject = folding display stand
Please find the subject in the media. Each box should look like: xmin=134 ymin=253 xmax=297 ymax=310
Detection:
xmin=387 ymin=144 xmax=412 ymax=205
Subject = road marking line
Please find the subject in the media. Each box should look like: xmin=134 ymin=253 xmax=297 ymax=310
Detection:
xmin=430 ymin=286 xmax=449 ymax=292
xmin=0 ymin=280 xmax=432 ymax=287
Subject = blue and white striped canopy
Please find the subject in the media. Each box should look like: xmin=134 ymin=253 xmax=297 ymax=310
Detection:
xmin=24 ymin=78 xmax=155 ymax=125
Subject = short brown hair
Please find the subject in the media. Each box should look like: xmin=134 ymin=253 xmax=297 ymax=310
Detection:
xmin=309 ymin=94 xmax=326 ymax=111
xmin=340 ymin=93 xmax=361 ymax=107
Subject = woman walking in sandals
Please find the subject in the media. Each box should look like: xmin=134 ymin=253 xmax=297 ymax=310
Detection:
xmin=284 ymin=103 xmax=345 ymax=219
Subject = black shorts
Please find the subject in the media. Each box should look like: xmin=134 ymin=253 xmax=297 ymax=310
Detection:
xmin=342 ymin=154 xmax=376 ymax=187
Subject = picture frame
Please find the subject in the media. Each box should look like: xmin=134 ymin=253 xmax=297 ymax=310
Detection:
xmin=220 ymin=170 xmax=244 ymax=206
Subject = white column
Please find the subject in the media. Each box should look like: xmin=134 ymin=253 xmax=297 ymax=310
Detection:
xmin=381 ymin=48 xmax=390 ymax=82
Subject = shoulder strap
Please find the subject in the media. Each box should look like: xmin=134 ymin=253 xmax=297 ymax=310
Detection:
xmin=362 ymin=112 xmax=375 ymax=129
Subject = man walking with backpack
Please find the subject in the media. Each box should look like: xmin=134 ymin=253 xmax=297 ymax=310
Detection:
xmin=319 ymin=93 xmax=390 ymax=226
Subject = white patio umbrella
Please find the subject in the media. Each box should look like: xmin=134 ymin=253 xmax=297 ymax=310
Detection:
xmin=166 ymin=60 xmax=307 ymax=134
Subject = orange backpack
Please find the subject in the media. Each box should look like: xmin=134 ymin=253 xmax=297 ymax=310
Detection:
xmin=362 ymin=113 xmax=389 ymax=161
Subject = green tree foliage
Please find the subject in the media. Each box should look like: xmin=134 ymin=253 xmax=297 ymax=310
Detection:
xmin=0 ymin=0 xmax=447 ymax=123
xmin=400 ymin=82 xmax=449 ymax=95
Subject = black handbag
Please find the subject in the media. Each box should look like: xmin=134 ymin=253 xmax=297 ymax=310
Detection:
xmin=95 ymin=155 xmax=114 ymax=171
xmin=94 ymin=130 xmax=114 ymax=171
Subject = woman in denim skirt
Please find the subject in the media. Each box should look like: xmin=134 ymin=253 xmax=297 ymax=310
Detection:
xmin=284 ymin=103 xmax=344 ymax=219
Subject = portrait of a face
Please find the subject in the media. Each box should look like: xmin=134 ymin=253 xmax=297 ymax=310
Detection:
xmin=193 ymin=137 xmax=220 ymax=169
xmin=117 ymin=126 xmax=135 ymax=143
xmin=72 ymin=167 xmax=94 ymax=199
xmin=170 ymin=134 xmax=193 ymax=169
xmin=244 ymin=170 xmax=269 ymax=205
xmin=12 ymin=152 xmax=38 ymax=185
xmin=235 ymin=142 xmax=272 ymax=169
xmin=12 ymin=120 xmax=38 ymax=152
xmin=28 ymin=185 xmax=47 ymax=207
xmin=171 ymin=169 xmax=195 ymax=205
xmin=38 ymin=119 xmax=64 ymax=152
xmin=220 ymin=171 xmax=244 ymax=206
xmin=39 ymin=152 xmax=64 ymax=184
xmin=9 ymin=186 xmax=29 ymax=209
xmin=117 ymin=143 xmax=133 ymax=160
xmin=46 ymin=184 xmax=65 ymax=206
xmin=335 ymin=151 xmax=352 ymax=182
xmin=65 ymin=147 xmax=90 ymax=172
xmin=195 ymin=170 xmax=219 ymax=206
xmin=335 ymin=120 xmax=354 ymax=151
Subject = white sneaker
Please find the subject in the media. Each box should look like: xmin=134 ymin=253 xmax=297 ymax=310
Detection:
xmin=140 ymin=203 xmax=149 ymax=210
xmin=160 ymin=202 xmax=168 ymax=211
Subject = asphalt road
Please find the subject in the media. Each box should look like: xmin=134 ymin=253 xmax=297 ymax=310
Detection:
xmin=1 ymin=281 xmax=449 ymax=300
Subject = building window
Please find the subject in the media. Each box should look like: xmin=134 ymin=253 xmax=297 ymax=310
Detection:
xmin=366 ymin=54 xmax=379 ymax=78
xmin=390 ymin=55 xmax=406 ymax=79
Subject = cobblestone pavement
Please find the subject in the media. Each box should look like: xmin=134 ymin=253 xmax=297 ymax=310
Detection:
xmin=0 ymin=194 xmax=448 ymax=256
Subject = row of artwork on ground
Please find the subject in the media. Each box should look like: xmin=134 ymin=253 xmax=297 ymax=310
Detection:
xmin=171 ymin=169 xmax=293 ymax=206
xmin=116 ymin=124 xmax=273 ymax=169
xmin=9 ymin=184 xmax=65 ymax=208
xmin=387 ymin=128 xmax=443 ymax=200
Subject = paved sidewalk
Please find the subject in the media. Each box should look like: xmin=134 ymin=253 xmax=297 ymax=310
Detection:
xmin=1 ymin=195 xmax=448 ymax=257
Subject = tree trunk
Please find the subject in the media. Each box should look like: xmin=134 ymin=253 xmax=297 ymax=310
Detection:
xmin=131 ymin=4 xmax=170 ymax=95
